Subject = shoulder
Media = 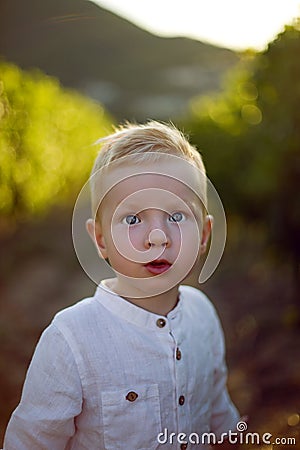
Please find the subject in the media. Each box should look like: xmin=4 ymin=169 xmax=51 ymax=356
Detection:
xmin=39 ymin=292 xmax=109 ymax=358
xmin=179 ymin=284 xmax=218 ymax=318
xmin=179 ymin=284 xmax=223 ymax=333
xmin=54 ymin=295 xmax=95 ymax=322
xmin=179 ymin=285 xmax=225 ymax=351
xmin=51 ymin=293 xmax=105 ymax=339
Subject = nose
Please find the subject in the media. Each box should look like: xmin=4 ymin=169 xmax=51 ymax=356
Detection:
xmin=143 ymin=211 xmax=172 ymax=249
xmin=146 ymin=228 xmax=169 ymax=248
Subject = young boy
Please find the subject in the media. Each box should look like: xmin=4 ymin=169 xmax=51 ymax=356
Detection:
xmin=3 ymin=121 xmax=240 ymax=449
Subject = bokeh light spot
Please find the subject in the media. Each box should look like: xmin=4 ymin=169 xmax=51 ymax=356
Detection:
xmin=241 ymin=104 xmax=262 ymax=125
xmin=287 ymin=413 xmax=299 ymax=426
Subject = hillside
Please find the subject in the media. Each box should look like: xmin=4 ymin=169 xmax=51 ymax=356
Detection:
xmin=0 ymin=0 xmax=239 ymax=120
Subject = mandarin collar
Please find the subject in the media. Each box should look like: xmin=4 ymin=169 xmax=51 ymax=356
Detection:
xmin=94 ymin=281 xmax=183 ymax=331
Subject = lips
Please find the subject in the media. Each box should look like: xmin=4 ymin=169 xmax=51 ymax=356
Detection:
xmin=144 ymin=259 xmax=172 ymax=275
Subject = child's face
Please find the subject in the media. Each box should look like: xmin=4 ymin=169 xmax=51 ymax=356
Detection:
xmin=88 ymin=159 xmax=211 ymax=298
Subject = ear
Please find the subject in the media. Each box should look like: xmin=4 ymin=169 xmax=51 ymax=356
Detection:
xmin=86 ymin=218 xmax=108 ymax=259
xmin=200 ymin=215 xmax=213 ymax=255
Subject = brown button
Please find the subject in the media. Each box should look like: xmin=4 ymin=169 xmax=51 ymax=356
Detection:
xmin=126 ymin=391 xmax=138 ymax=402
xmin=156 ymin=318 xmax=166 ymax=328
xmin=180 ymin=444 xmax=188 ymax=450
xmin=176 ymin=347 xmax=182 ymax=360
xmin=179 ymin=395 xmax=185 ymax=405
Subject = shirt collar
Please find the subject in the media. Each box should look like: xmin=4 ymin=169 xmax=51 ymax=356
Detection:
xmin=94 ymin=281 xmax=183 ymax=332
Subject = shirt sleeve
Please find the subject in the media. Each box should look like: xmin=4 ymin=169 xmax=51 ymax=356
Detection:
xmin=3 ymin=323 xmax=83 ymax=450
xmin=210 ymin=311 xmax=240 ymax=436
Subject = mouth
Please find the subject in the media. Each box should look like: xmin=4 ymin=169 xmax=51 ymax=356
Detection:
xmin=144 ymin=259 xmax=172 ymax=275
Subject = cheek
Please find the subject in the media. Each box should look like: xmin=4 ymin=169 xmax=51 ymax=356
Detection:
xmin=103 ymin=222 xmax=121 ymax=255
xmin=109 ymin=223 xmax=146 ymax=258
xmin=179 ymin=222 xmax=201 ymax=252
xmin=128 ymin=226 xmax=146 ymax=249
xmin=169 ymin=225 xmax=181 ymax=246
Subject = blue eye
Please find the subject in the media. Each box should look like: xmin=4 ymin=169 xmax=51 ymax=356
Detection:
xmin=169 ymin=212 xmax=185 ymax=223
xmin=123 ymin=214 xmax=141 ymax=225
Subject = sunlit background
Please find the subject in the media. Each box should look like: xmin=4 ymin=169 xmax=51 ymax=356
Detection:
xmin=0 ymin=0 xmax=300 ymax=447
xmin=94 ymin=0 xmax=300 ymax=50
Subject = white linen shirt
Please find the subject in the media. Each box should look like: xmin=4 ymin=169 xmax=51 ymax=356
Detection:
xmin=3 ymin=283 xmax=239 ymax=450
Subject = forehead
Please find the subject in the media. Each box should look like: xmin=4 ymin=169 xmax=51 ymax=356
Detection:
xmin=111 ymin=172 xmax=195 ymax=195
xmin=105 ymin=174 xmax=199 ymax=209
xmin=93 ymin=155 xmax=207 ymax=215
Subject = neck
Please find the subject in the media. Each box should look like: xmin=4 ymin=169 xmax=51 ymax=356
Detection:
xmin=106 ymin=278 xmax=179 ymax=316
xmin=126 ymin=287 xmax=180 ymax=316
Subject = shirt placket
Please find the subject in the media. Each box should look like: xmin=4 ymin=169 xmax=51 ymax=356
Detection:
xmin=155 ymin=313 xmax=190 ymax=450
xmin=170 ymin=316 xmax=190 ymax=450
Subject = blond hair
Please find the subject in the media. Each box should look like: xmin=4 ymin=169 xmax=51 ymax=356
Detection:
xmin=90 ymin=121 xmax=206 ymax=216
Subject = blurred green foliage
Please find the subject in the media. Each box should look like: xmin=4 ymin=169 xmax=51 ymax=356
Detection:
xmin=0 ymin=60 xmax=113 ymax=221
xmin=183 ymin=22 xmax=300 ymax=276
